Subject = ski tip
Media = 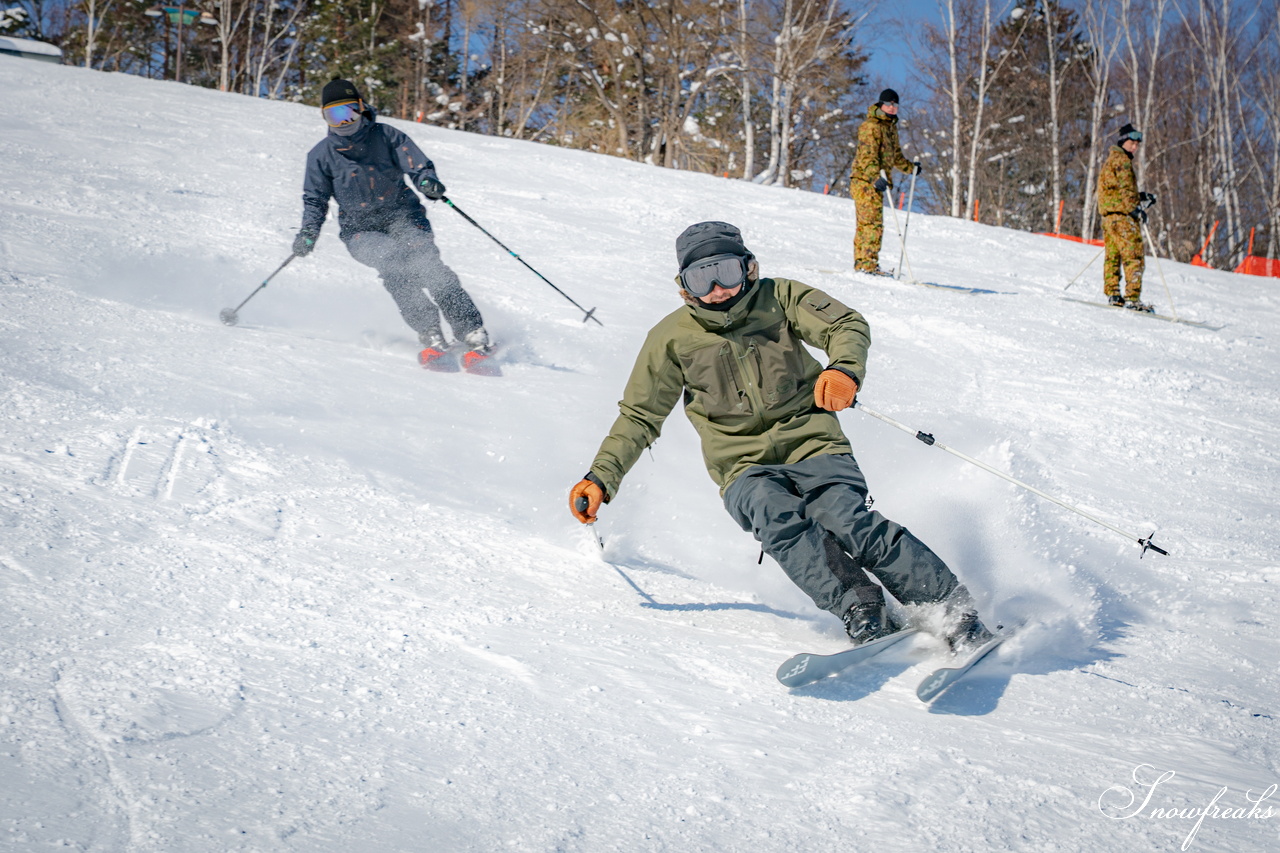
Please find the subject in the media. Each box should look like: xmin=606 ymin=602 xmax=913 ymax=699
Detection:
xmin=776 ymin=654 xmax=814 ymax=688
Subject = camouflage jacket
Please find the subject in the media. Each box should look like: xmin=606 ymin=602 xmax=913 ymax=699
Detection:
xmin=588 ymin=278 xmax=870 ymax=498
xmin=851 ymin=104 xmax=913 ymax=188
xmin=1097 ymin=145 xmax=1139 ymax=216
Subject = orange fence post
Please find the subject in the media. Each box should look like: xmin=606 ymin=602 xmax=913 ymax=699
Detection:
xmin=973 ymin=199 xmax=980 ymax=222
xmin=1191 ymin=220 xmax=1220 ymax=268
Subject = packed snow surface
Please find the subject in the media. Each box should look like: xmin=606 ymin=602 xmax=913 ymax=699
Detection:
xmin=2 ymin=57 xmax=1278 ymax=852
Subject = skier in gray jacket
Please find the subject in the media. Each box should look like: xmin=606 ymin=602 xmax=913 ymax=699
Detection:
xmin=293 ymin=78 xmax=491 ymax=368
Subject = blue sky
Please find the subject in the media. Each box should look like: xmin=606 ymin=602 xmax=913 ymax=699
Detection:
xmin=862 ymin=0 xmax=943 ymax=98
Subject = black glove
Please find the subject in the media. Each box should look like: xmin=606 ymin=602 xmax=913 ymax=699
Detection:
xmin=1130 ymin=207 xmax=1148 ymax=224
xmin=873 ymin=177 xmax=889 ymax=194
xmin=292 ymin=229 xmax=318 ymax=257
xmin=419 ymin=176 xmax=446 ymax=200
xmin=912 ymin=161 xmax=923 ymax=175
xmin=1138 ymin=191 xmax=1157 ymax=207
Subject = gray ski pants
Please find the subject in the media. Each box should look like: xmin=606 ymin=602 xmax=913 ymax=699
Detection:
xmin=722 ymin=453 xmax=960 ymax=618
xmin=345 ymin=220 xmax=483 ymax=340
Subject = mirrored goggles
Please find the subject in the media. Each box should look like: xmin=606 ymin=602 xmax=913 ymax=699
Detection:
xmin=1124 ymin=129 xmax=1143 ymax=142
xmin=322 ymin=100 xmax=363 ymax=127
xmin=679 ymin=254 xmax=747 ymax=298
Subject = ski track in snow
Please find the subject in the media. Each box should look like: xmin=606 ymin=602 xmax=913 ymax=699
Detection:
xmin=1 ymin=57 xmax=1278 ymax=851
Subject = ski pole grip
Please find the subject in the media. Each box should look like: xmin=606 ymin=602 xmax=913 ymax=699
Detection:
xmin=574 ymin=496 xmax=589 ymax=514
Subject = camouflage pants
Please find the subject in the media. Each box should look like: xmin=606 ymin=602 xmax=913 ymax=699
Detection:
xmin=850 ymin=179 xmax=885 ymax=272
xmin=1102 ymin=214 xmax=1145 ymax=300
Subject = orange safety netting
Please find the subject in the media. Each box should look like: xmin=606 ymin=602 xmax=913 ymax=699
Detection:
xmin=1234 ymin=255 xmax=1280 ymax=278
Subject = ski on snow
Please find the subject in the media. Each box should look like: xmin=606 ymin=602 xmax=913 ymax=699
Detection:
xmin=420 ymin=344 xmax=503 ymax=376
xmin=808 ymin=266 xmax=1010 ymax=295
xmin=778 ymin=628 xmax=1011 ymax=703
xmin=1060 ymin=297 xmax=1222 ymax=331
xmin=776 ymin=628 xmax=919 ymax=688
xmin=915 ymin=633 xmax=1008 ymax=703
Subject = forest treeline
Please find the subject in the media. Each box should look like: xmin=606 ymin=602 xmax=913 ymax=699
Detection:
xmin=6 ymin=0 xmax=1278 ymax=266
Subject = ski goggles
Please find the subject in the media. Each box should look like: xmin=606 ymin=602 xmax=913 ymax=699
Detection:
xmin=679 ymin=253 xmax=748 ymax=298
xmin=1123 ymin=129 xmax=1143 ymax=142
xmin=322 ymin=100 xmax=363 ymax=127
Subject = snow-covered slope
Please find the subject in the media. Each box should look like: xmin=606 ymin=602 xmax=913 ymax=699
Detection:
xmin=2 ymin=57 xmax=1277 ymax=852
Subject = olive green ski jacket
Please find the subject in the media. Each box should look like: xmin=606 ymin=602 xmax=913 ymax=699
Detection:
xmin=588 ymin=277 xmax=871 ymax=498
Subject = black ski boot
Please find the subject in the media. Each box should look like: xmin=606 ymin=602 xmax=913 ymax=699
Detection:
xmin=945 ymin=608 xmax=994 ymax=652
xmin=842 ymin=602 xmax=897 ymax=646
xmin=941 ymin=587 xmax=994 ymax=652
xmin=1107 ymin=294 xmax=1124 ymax=307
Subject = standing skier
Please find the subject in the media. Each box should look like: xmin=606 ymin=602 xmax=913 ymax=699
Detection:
xmin=568 ymin=221 xmax=992 ymax=650
xmin=849 ymin=88 xmax=920 ymax=276
xmin=292 ymin=78 xmax=492 ymax=369
xmin=1097 ymin=123 xmax=1156 ymax=311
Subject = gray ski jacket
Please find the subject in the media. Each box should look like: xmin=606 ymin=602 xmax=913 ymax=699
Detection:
xmin=301 ymin=114 xmax=442 ymax=240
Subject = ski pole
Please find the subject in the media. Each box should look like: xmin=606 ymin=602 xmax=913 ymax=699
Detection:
xmin=220 ymin=254 xmax=296 ymax=326
xmin=896 ymin=169 xmax=919 ymax=282
xmin=1140 ymin=221 xmax=1179 ymax=321
xmin=572 ymin=496 xmax=663 ymax=604
xmin=1063 ymin=247 xmax=1104 ymax=291
xmin=854 ymin=401 xmax=1169 ymax=557
xmin=443 ymin=197 xmax=603 ymax=326
xmin=881 ymin=171 xmax=915 ymax=282
xmin=574 ymin=496 xmax=605 ymax=551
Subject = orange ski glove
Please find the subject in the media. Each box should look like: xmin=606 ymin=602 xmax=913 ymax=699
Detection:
xmin=813 ymin=368 xmax=859 ymax=412
xmin=569 ymin=477 xmax=606 ymax=524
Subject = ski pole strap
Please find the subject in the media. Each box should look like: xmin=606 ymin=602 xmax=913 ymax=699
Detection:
xmin=854 ymin=402 xmax=1169 ymax=557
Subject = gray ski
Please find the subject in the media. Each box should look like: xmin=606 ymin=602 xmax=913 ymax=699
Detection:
xmin=916 ymin=634 xmax=1007 ymax=703
xmin=777 ymin=628 xmax=919 ymax=688
xmin=1061 ymin=297 xmax=1222 ymax=330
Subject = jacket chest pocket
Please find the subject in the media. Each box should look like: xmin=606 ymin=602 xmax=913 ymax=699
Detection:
xmin=745 ymin=322 xmax=806 ymax=405
xmin=680 ymin=342 xmax=753 ymax=420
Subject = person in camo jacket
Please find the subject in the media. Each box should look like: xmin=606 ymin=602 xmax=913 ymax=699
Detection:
xmin=568 ymin=221 xmax=992 ymax=652
xmin=849 ymin=88 xmax=920 ymax=276
xmin=1097 ymin=122 xmax=1157 ymax=311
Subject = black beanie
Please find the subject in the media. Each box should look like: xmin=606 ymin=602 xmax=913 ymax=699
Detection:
xmin=1117 ymin=122 xmax=1141 ymax=142
xmin=878 ymin=88 xmax=899 ymax=105
xmin=322 ymin=78 xmax=362 ymax=107
xmin=675 ymin=222 xmax=750 ymax=270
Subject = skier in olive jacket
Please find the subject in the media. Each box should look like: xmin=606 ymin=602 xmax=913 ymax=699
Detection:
xmin=568 ymin=221 xmax=991 ymax=649
xmin=849 ymin=88 xmax=919 ymax=275
xmin=293 ymin=78 xmax=491 ymax=367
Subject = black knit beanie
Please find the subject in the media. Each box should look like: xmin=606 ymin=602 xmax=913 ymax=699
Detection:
xmin=878 ymin=88 xmax=899 ymax=105
xmin=322 ymin=79 xmax=362 ymax=107
xmin=1117 ymin=122 xmax=1141 ymax=143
